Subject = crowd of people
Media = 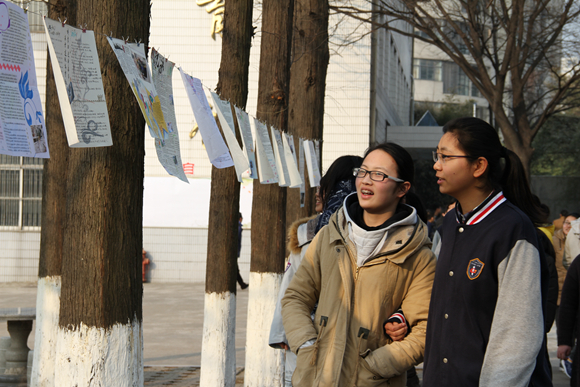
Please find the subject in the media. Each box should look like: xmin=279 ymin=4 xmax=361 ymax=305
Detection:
xmin=264 ymin=116 xmax=580 ymax=387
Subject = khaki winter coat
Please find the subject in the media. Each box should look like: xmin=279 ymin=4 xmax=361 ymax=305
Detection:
xmin=281 ymin=208 xmax=437 ymax=387
xmin=553 ymin=229 xmax=567 ymax=304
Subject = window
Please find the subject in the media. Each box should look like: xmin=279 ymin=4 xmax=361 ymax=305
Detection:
xmin=443 ymin=61 xmax=481 ymax=97
xmin=0 ymin=155 xmax=43 ymax=228
xmin=413 ymin=59 xmax=442 ymax=81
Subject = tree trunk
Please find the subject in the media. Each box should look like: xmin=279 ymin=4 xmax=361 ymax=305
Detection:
xmin=31 ymin=2 xmax=75 ymax=385
xmin=201 ymin=1 xmax=253 ymax=386
xmin=246 ymin=1 xmax=294 ymax=385
xmin=54 ymin=1 xmax=150 ymax=385
xmin=285 ymin=0 xmax=329 ymax=226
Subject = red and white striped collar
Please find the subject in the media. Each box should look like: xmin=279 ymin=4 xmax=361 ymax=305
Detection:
xmin=456 ymin=191 xmax=506 ymax=225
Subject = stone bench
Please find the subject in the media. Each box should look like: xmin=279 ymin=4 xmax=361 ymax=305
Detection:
xmin=0 ymin=307 xmax=35 ymax=384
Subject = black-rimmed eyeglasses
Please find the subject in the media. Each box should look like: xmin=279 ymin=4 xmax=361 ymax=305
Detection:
xmin=432 ymin=151 xmax=474 ymax=164
xmin=352 ymin=168 xmax=405 ymax=183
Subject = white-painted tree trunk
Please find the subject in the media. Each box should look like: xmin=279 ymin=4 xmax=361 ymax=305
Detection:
xmin=53 ymin=317 xmax=143 ymax=386
xmin=200 ymin=291 xmax=237 ymax=387
xmin=244 ymin=272 xmax=284 ymax=387
xmin=30 ymin=276 xmax=61 ymax=387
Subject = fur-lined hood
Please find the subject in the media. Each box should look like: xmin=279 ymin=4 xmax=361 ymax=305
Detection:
xmin=287 ymin=215 xmax=319 ymax=254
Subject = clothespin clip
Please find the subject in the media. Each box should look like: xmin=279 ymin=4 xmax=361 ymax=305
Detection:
xmin=23 ymin=6 xmax=28 ymax=14
xmin=135 ymin=38 xmax=141 ymax=47
xmin=82 ymin=24 xmax=87 ymax=33
xmin=61 ymin=18 xmax=67 ymax=27
xmin=110 ymin=31 xmax=113 ymax=37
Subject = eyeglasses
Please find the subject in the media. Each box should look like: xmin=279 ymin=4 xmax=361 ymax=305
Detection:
xmin=564 ymin=222 xmax=572 ymax=226
xmin=352 ymin=167 xmax=405 ymax=183
xmin=432 ymin=151 xmax=474 ymax=164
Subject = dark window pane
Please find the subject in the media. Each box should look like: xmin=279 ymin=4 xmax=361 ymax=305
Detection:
xmin=0 ymin=155 xmax=20 ymax=164
xmin=0 ymin=170 xmax=19 ymax=197
xmin=23 ymin=200 xmax=41 ymax=227
xmin=23 ymin=169 xmax=43 ymax=198
xmin=22 ymin=157 xmax=43 ymax=165
xmin=0 ymin=199 xmax=19 ymax=226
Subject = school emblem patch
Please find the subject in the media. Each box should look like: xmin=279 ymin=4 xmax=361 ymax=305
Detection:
xmin=467 ymin=258 xmax=484 ymax=280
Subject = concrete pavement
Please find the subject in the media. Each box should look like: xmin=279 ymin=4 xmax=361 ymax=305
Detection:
xmin=0 ymin=282 xmax=571 ymax=386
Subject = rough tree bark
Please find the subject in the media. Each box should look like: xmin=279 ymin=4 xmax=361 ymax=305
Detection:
xmin=200 ymin=1 xmax=253 ymax=386
xmin=246 ymin=1 xmax=294 ymax=385
xmin=31 ymin=1 xmax=74 ymax=385
xmin=285 ymin=0 xmax=329 ymax=226
xmin=54 ymin=1 xmax=150 ymax=385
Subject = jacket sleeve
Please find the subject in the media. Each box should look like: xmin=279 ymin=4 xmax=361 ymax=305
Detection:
xmin=269 ymin=251 xmax=301 ymax=348
xmin=558 ymin=258 xmax=580 ymax=347
xmin=364 ymin=248 xmax=437 ymax=379
xmin=281 ymin=233 xmax=323 ymax=353
xmin=478 ymin=240 xmax=544 ymax=387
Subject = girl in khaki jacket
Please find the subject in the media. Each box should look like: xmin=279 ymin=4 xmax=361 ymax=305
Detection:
xmin=282 ymin=143 xmax=437 ymax=387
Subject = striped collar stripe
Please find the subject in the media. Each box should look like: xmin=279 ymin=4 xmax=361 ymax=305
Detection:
xmin=467 ymin=192 xmax=506 ymax=225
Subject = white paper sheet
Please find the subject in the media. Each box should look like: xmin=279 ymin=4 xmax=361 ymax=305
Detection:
xmin=282 ymin=133 xmax=302 ymax=188
xmin=234 ymin=106 xmax=258 ymax=179
xmin=179 ymin=69 xmax=233 ymax=168
xmin=150 ymin=49 xmax=187 ymax=182
xmin=209 ymin=91 xmax=249 ymax=181
xmin=271 ymin=127 xmax=289 ymax=187
xmin=107 ymin=37 xmax=169 ymax=141
xmin=0 ymin=2 xmax=49 ymax=157
xmin=251 ymin=117 xmax=277 ymax=184
xmin=299 ymin=138 xmax=306 ymax=207
xmin=303 ymin=139 xmax=321 ymax=187
xmin=44 ymin=18 xmax=112 ymax=148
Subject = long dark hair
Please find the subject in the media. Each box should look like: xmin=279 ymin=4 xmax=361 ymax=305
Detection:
xmin=318 ymin=155 xmax=362 ymax=206
xmin=442 ymin=117 xmax=545 ymax=225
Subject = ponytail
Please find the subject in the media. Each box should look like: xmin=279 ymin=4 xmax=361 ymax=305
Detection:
xmin=443 ymin=117 xmax=545 ymax=226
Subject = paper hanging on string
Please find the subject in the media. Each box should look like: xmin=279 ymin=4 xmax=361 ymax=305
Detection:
xmin=252 ymin=117 xmax=277 ymax=184
xmin=209 ymin=91 xmax=249 ymax=181
xmin=298 ymin=138 xmax=306 ymax=207
xmin=303 ymin=139 xmax=321 ymax=187
xmin=107 ymin=37 xmax=168 ymax=140
xmin=271 ymin=127 xmax=290 ymax=187
xmin=44 ymin=17 xmax=112 ymax=148
xmin=150 ymin=49 xmax=188 ymax=182
xmin=179 ymin=69 xmax=233 ymax=168
xmin=282 ymin=133 xmax=302 ymax=188
xmin=0 ymin=2 xmax=49 ymax=157
xmin=233 ymin=106 xmax=258 ymax=179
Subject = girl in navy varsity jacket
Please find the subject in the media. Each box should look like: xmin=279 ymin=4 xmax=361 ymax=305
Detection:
xmin=422 ymin=117 xmax=552 ymax=387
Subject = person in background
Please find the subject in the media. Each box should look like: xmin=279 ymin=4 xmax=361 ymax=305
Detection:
xmin=237 ymin=213 xmax=248 ymax=290
xmin=269 ymin=155 xmax=362 ymax=387
xmin=282 ymin=143 xmax=436 ymax=387
xmin=557 ymin=252 xmax=580 ymax=385
xmin=423 ymin=117 xmax=552 ymax=387
xmin=565 ymin=217 xmax=580 ymax=269
xmin=554 ymin=210 xmax=569 ymax=232
xmin=553 ymin=213 xmax=579 ymax=322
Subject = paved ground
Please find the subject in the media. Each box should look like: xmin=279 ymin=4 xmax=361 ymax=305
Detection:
xmin=0 ymin=282 xmax=571 ymax=386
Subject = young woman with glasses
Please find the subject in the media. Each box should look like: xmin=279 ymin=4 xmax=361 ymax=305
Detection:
xmin=281 ymin=143 xmax=436 ymax=387
xmin=422 ymin=117 xmax=552 ymax=387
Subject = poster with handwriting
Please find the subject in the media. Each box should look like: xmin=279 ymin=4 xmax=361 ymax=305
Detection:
xmin=108 ymin=37 xmax=168 ymax=140
xmin=271 ymin=127 xmax=289 ymax=187
xmin=150 ymin=49 xmax=187 ymax=182
xmin=303 ymin=139 xmax=321 ymax=187
xmin=233 ymin=106 xmax=257 ymax=179
xmin=0 ymin=1 xmax=49 ymax=157
xmin=179 ymin=69 xmax=233 ymax=168
xmin=44 ymin=17 xmax=112 ymax=148
xmin=251 ymin=117 xmax=277 ymax=184
xmin=282 ymin=132 xmax=302 ymax=188
xmin=209 ymin=91 xmax=249 ymax=181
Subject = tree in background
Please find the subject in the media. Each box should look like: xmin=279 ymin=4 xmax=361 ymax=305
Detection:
xmin=46 ymin=0 xmax=150 ymax=384
xmin=285 ymin=0 xmax=330 ymax=226
xmin=31 ymin=0 xmax=73 ymax=384
xmin=332 ymin=0 xmax=580 ymax=175
xmin=531 ymin=114 xmax=580 ymax=176
xmin=247 ymin=0 xmax=294 ymax=384
xmin=201 ymin=1 xmax=254 ymax=386
xmin=414 ymin=97 xmax=477 ymax=126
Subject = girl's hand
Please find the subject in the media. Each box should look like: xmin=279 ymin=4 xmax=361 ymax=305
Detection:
xmin=557 ymin=345 xmax=572 ymax=360
xmin=384 ymin=321 xmax=407 ymax=341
